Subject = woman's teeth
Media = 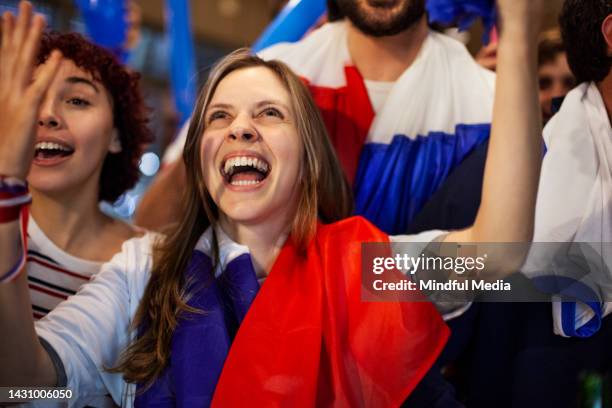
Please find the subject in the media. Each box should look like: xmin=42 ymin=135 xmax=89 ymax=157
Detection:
xmin=231 ymin=179 xmax=262 ymax=186
xmin=223 ymin=156 xmax=269 ymax=176
xmin=34 ymin=142 xmax=73 ymax=153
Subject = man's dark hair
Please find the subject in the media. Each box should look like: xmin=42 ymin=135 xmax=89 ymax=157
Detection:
xmin=327 ymin=0 xmax=344 ymax=21
xmin=559 ymin=0 xmax=612 ymax=83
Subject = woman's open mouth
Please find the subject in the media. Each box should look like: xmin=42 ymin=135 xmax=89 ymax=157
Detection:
xmin=33 ymin=141 xmax=75 ymax=166
xmin=220 ymin=154 xmax=270 ymax=187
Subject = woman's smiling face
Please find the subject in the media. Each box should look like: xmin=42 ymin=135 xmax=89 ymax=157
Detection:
xmin=27 ymin=59 xmax=120 ymax=196
xmin=200 ymin=66 xmax=303 ymax=227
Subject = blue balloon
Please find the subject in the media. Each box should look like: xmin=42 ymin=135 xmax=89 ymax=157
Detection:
xmin=165 ymin=0 xmax=197 ymax=126
xmin=74 ymin=0 xmax=127 ymax=49
xmin=252 ymin=0 xmax=326 ymax=52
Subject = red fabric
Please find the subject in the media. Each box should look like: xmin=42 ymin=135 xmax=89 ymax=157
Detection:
xmin=0 ymin=204 xmax=22 ymax=223
xmin=212 ymin=216 xmax=449 ymax=407
xmin=303 ymin=66 xmax=375 ymax=185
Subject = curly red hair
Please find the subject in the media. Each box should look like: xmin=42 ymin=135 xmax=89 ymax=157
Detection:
xmin=37 ymin=32 xmax=153 ymax=203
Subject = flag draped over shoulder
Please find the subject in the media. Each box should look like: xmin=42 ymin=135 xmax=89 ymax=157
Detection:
xmin=136 ymin=217 xmax=449 ymax=407
xmin=524 ymin=82 xmax=612 ymax=337
xmin=259 ymin=22 xmax=495 ymax=234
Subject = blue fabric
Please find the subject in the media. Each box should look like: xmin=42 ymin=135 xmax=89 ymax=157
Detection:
xmin=426 ymin=0 xmax=496 ymax=43
xmin=532 ymin=275 xmax=603 ymax=338
xmin=74 ymin=0 xmax=127 ymax=61
xmin=252 ymin=0 xmax=326 ymax=52
xmin=354 ymin=124 xmax=490 ymax=235
xmin=165 ymin=0 xmax=197 ymax=126
xmin=561 ymin=301 xmax=603 ymax=338
xmin=135 ymin=251 xmax=260 ymax=407
xmin=407 ymin=139 xmax=488 ymax=233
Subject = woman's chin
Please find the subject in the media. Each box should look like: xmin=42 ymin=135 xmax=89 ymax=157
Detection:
xmin=220 ymin=206 xmax=270 ymax=225
xmin=27 ymin=174 xmax=72 ymax=196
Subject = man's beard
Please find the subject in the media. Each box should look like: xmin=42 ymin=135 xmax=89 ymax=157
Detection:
xmin=335 ymin=0 xmax=426 ymax=37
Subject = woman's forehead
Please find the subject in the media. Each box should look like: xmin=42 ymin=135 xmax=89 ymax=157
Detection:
xmin=212 ymin=66 xmax=290 ymax=104
xmin=37 ymin=58 xmax=99 ymax=87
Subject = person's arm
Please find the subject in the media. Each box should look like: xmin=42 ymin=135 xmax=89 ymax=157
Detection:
xmin=0 ymin=1 xmax=62 ymax=386
xmin=133 ymin=159 xmax=185 ymax=231
xmin=2 ymin=230 xmax=152 ymax=402
xmin=33 ymin=234 xmax=153 ymax=405
xmin=0 ymin=266 xmax=57 ymax=386
xmin=134 ymin=118 xmax=190 ymax=231
xmin=446 ymin=0 xmax=544 ymax=274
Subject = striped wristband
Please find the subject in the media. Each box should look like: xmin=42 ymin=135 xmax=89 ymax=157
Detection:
xmin=0 ymin=176 xmax=30 ymax=283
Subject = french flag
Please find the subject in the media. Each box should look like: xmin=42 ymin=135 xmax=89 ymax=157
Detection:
xmin=136 ymin=218 xmax=449 ymax=407
xmin=260 ymin=21 xmax=495 ymax=234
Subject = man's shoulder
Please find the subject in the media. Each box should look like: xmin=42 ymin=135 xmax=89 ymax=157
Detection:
xmin=258 ymin=22 xmax=349 ymax=87
xmin=543 ymin=83 xmax=590 ymax=146
xmin=428 ymin=31 xmax=495 ymax=82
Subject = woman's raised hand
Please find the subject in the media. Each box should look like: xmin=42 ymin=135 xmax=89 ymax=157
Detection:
xmin=0 ymin=1 xmax=62 ymax=180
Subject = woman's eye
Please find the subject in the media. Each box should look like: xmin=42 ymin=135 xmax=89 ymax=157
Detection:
xmin=259 ymin=107 xmax=283 ymax=119
xmin=67 ymin=98 xmax=90 ymax=107
xmin=208 ymin=111 xmax=228 ymax=123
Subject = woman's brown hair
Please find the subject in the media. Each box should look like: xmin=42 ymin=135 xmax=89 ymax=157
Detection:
xmin=116 ymin=49 xmax=352 ymax=387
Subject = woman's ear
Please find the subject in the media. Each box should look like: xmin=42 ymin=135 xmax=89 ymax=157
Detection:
xmin=602 ymin=14 xmax=612 ymax=55
xmin=109 ymin=128 xmax=123 ymax=153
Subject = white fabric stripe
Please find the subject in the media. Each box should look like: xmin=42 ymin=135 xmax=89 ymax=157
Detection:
xmin=0 ymin=176 xmax=27 ymax=185
xmin=0 ymin=193 xmax=32 ymax=207
xmin=259 ymin=22 xmax=350 ymax=88
xmin=367 ymin=31 xmax=494 ymax=141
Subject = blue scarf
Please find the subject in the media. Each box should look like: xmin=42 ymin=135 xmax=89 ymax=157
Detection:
xmin=134 ymin=228 xmax=260 ymax=407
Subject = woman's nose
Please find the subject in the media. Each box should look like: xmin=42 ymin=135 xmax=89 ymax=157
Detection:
xmin=37 ymin=99 xmax=62 ymax=129
xmin=38 ymin=116 xmax=60 ymax=128
xmin=228 ymin=123 xmax=258 ymax=142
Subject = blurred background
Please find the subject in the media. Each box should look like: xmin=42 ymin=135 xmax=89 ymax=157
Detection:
xmin=0 ymin=0 xmax=567 ymax=219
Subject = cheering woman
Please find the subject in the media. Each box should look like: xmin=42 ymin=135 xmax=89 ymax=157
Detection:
xmin=1 ymin=0 xmax=543 ymax=406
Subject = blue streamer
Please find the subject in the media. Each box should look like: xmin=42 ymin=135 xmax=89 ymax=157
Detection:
xmin=74 ymin=0 xmax=127 ymax=59
xmin=426 ymin=0 xmax=496 ymax=43
xmin=252 ymin=0 xmax=326 ymax=52
xmin=165 ymin=0 xmax=197 ymax=126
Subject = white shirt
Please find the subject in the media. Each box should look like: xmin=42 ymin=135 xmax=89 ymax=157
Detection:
xmin=35 ymin=233 xmax=157 ymax=407
xmin=364 ymin=79 xmax=394 ymax=114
